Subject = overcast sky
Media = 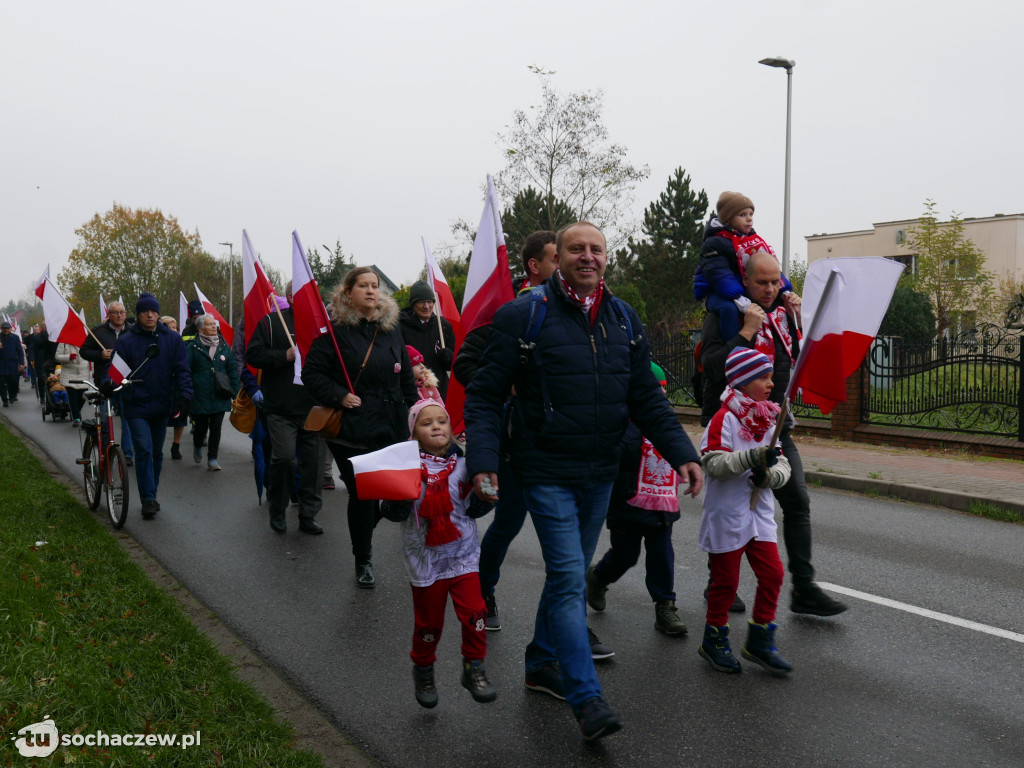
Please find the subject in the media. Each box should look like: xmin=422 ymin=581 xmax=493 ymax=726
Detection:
xmin=3 ymin=0 xmax=1020 ymax=309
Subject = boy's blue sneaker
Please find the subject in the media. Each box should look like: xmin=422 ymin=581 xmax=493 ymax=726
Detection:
xmin=742 ymin=621 xmax=793 ymax=676
xmin=699 ymin=624 xmax=742 ymax=674
xmin=577 ymin=697 xmax=622 ymax=741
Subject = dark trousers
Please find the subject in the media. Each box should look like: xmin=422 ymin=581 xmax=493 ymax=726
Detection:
xmin=192 ymin=412 xmax=225 ymax=460
xmin=330 ymin=443 xmax=380 ymax=565
xmin=0 ymin=374 xmax=19 ymax=403
xmin=266 ymin=412 xmax=324 ymax=521
xmin=773 ymin=431 xmax=814 ymax=587
xmin=592 ymin=520 xmax=676 ymax=603
xmin=477 ymin=455 xmax=527 ymax=597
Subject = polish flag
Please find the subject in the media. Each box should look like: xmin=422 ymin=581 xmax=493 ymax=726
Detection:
xmin=242 ymin=229 xmax=278 ymax=349
xmin=99 ymin=293 xmax=108 ymax=322
xmin=445 ymin=175 xmax=514 ymax=433
xmin=787 ymin=257 xmax=905 ymax=414
xmin=460 ymin=174 xmax=513 ymax=334
xmin=350 ymin=440 xmax=423 ymax=501
xmin=34 ymin=266 xmax=50 ymax=300
xmin=39 ymin=278 xmax=87 ymax=347
xmin=179 ymin=291 xmax=188 ymax=333
xmin=108 ymin=352 xmax=132 ymax=386
xmin=193 ymin=283 xmax=234 ymax=346
xmin=291 ymin=231 xmax=352 ymax=389
xmin=423 ymin=236 xmax=462 ymax=346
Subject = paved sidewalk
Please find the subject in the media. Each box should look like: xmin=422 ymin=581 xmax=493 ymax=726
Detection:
xmin=684 ymin=426 xmax=1024 ymax=516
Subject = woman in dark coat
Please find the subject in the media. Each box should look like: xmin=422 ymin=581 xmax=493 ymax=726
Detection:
xmin=302 ymin=266 xmax=418 ymax=588
xmin=187 ymin=313 xmax=240 ymax=471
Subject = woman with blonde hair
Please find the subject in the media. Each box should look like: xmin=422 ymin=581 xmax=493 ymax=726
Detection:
xmin=302 ymin=266 xmax=418 ymax=588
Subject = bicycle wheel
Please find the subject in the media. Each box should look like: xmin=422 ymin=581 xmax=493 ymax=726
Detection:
xmin=81 ymin=434 xmax=102 ymax=510
xmin=105 ymin=445 xmax=130 ymax=529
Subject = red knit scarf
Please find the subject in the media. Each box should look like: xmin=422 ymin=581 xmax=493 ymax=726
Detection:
xmin=721 ymin=386 xmax=781 ymax=442
xmin=418 ymin=453 xmax=461 ymax=546
xmin=719 ymin=228 xmax=776 ymax=281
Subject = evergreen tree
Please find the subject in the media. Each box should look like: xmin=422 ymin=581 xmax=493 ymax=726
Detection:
xmin=879 ymin=280 xmax=936 ymax=341
xmin=501 ymin=186 xmax=575 ymax=285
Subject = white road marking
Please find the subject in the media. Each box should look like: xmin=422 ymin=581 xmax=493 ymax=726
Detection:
xmin=818 ymin=582 xmax=1024 ymax=644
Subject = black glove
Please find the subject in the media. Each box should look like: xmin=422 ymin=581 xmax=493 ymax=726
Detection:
xmin=438 ymin=347 xmax=455 ymax=369
xmin=467 ymin=494 xmax=496 ymax=519
xmin=751 ymin=467 xmax=768 ymax=488
xmin=175 ymin=397 xmax=191 ymax=420
xmin=98 ymin=380 xmax=117 ymax=397
xmin=379 ymin=500 xmax=413 ymax=522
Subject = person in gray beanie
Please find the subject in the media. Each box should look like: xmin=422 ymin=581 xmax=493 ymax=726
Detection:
xmin=399 ymin=280 xmax=456 ymax=399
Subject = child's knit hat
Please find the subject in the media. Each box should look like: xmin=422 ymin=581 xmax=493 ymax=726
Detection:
xmin=650 ymin=361 xmax=667 ymax=387
xmin=716 ymin=191 xmax=755 ymax=226
xmin=405 ymin=345 xmax=424 ymax=367
xmin=408 ymin=397 xmax=448 ymax=434
xmin=726 ymin=348 xmax=773 ymax=389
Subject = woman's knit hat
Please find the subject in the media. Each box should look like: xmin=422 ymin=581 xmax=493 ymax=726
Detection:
xmin=726 ymin=348 xmax=773 ymax=389
xmin=405 ymin=345 xmax=424 ymax=366
xmin=716 ymin=191 xmax=755 ymax=227
xmin=408 ymin=397 xmax=448 ymax=434
xmin=136 ymin=292 xmax=160 ymax=315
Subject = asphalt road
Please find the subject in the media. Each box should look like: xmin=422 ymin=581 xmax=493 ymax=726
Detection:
xmin=6 ymin=397 xmax=1024 ymax=768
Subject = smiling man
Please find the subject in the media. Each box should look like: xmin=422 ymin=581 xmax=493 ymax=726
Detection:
xmin=465 ymin=221 xmax=703 ymax=742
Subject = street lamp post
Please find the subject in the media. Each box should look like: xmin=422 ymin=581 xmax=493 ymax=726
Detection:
xmin=219 ymin=241 xmax=234 ymax=324
xmin=759 ymin=56 xmax=795 ymax=276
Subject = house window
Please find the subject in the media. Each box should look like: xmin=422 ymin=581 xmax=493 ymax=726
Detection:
xmin=890 ymin=253 xmax=916 ymax=276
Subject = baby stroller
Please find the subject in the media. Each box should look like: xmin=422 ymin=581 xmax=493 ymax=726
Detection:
xmin=42 ymin=364 xmax=71 ymax=421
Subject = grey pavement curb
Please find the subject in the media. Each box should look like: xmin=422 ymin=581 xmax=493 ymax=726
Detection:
xmin=805 ymin=471 xmax=1024 ymax=516
xmin=2 ymin=413 xmax=375 ymax=768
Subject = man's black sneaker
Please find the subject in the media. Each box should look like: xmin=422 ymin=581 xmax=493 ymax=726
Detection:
xmin=484 ymin=593 xmax=501 ymax=631
xmin=141 ymin=500 xmax=158 ymax=520
xmin=577 ymin=697 xmax=622 ymax=741
xmin=791 ymin=585 xmax=848 ymax=617
xmin=586 ymin=566 xmax=608 ymax=612
xmin=588 ymin=627 xmax=614 ymax=661
xmin=461 ymin=659 xmax=496 ymax=703
xmin=525 ymin=662 xmax=565 ymax=701
xmin=412 ymin=665 xmax=437 ymax=709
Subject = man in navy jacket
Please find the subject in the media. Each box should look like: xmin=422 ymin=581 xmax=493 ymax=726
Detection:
xmin=465 ymin=222 xmax=702 ymax=741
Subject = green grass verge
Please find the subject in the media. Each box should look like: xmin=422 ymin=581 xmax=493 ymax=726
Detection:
xmin=0 ymin=424 xmax=323 ymax=766
xmin=965 ymin=500 xmax=1024 ymax=524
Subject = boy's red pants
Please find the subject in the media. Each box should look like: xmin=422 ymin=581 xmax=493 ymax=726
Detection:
xmin=706 ymin=539 xmax=785 ymax=627
xmin=410 ymin=573 xmax=487 ymax=667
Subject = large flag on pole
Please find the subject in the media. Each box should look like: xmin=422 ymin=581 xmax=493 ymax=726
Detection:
xmin=99 ymin=294 xmax=108 ymax=322
xmin=460 ymin=175 xmax=513 ymax=334
xmin=242 ymin=229 xmax=278 ymax=349
xmin=446 ymin=175 xmax=514 ymax=432
xmin=349 ymin=440 xmax=422 ymax=501
xmin=34 ymin=266 xmax=50 ymax=300
xmin=193 ymin=283 xmax=234 ymax=346
xmin=786 ymin=256 xmax=905 ymax=414
xmin=423 ymin=236 xmax=462 ymax=346
xmin=39 ymin=278 xmax=87 ymax=347
xmin=290 ymin=230 xmax=348 ymax=387
xmin=179 ymin=292 xmax=188 ymax=333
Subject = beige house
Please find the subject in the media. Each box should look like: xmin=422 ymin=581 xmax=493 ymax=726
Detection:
xmin=805 ymin=212 xmax=1024 ymax=278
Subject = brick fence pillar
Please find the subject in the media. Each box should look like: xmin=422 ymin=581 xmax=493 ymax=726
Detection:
xmin=830 ymin=362 xmax=867 ymax=440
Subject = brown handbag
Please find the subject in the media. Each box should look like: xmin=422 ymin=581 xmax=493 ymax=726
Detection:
xmin=304 ymin=328 xmax=377 ymax=438
xmin=229 ymin=387 xmax=258 ymax=434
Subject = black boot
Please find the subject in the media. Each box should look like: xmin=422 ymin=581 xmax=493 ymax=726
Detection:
xmin=698 ymin=624 xmax=741 ymax=674
xmin=791 ymin=584 xmax=847 ymax=617
xmin=461 ymin=659 xmax=496 ymax=703
xmin=413 ymin=665 xmax=437 ymax=708
xmin=170 ymin=443 xmax=182 ymax=460
xmin=356 ymin=561 xmax=375 ymax=589
xmin=742 ymin=621 xmax=793 ymax=676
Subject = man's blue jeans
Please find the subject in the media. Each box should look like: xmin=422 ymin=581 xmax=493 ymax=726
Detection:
xmin=521 ymin=481 xmax=613 ymax=712
xmin=126 ymin=416 xmax=167 ymax=502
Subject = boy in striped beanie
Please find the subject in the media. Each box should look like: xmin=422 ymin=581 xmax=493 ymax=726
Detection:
xmin=697 ymin=347 xmax=794 ymax=677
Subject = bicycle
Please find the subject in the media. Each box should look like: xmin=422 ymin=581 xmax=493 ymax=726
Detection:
xmin=74 ymin=379 xmax=130 ymax=528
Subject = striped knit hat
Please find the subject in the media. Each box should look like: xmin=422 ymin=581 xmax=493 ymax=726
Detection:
xmin=725 ymin=348 xmax=773 ymax=389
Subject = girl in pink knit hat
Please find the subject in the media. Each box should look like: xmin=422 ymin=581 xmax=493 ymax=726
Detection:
xmin=406 ymin=345 xmax=442 ymax=403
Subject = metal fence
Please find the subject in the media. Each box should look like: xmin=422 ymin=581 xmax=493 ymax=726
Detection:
xmin=651 ymin=323 xmax=1023 ymax=440
xmin=865 ymin=323 xmax=1022 ymax=439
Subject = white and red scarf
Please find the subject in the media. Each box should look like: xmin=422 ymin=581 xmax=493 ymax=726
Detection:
xmin=418 ymin=452 xmax=461 ymax=546
xmin=557 ymin=270 xmax=605 ymax=325
xmin=721 ymin=386 xmax=781 ymax=442
xmin=719 ymin=228 xmax=777 ymax=281
xmin=753 ymin=306 xmax=796 ymax=366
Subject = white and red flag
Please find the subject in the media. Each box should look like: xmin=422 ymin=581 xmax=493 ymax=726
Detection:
xmin=242 ymin=229 xmax=278 ymax=349
xmin=39 ymin=277 xmax=87 ymax=347
xmin=108 ymin=351 xmax=132 ymax=386
xmin=178 ymin=291 xmax=188 ymax=333
xmin=787 ymin=257 xmax=904 ymax=414
xmin=193 ymin=283 xmax=234 ymax=346
xmin=350 ymin=440 xmax=422 ymax=501
xmin=445 ymin=175 xmax=514 ymax=432
xmin=422 ymin=236 xmax=462 ymax=347
xmin=99 ymin=293 xmax=108 ymax=322
xmin=34 ymin=266 xmax=50 ymax=300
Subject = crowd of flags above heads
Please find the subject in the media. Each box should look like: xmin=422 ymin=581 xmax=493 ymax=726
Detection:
xmin=22 ymin=174 xmax=902 ymax=434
